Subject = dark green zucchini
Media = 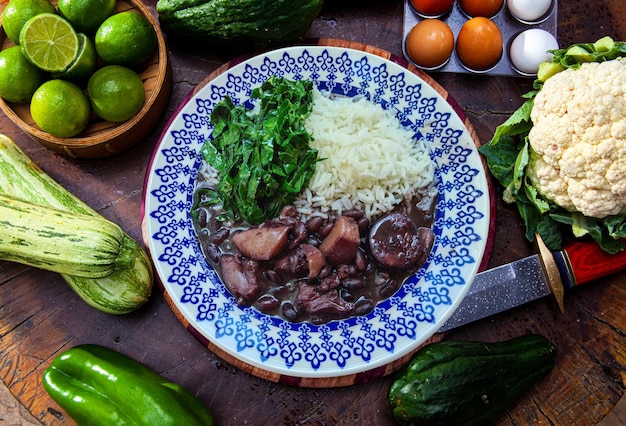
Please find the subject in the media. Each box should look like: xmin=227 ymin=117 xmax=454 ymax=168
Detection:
xmin=387 ymin=334 xmax=557 ymax=426
xmin=156 ymin=0 xmax=324 ymax=46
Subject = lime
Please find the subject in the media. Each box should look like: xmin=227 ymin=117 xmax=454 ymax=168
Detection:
xmin=87 ymin=65 xmax=145 ymax=122
xmin=94 ymin=10 xmax=157 ymax=68
xmin=0 ymin=46 xmax=47 ymax=103
xmin=58 ymin=0 xmax=117 ymax=34
xmin=52 ymin=33 xmax=98 ymax=84
xmin=1 ymin=0 xmax=56 ymax=44
xmin=19 ymin=13 xmax=79 ymax=73
xmin=31 ymin=79 xmax=91 ymax=138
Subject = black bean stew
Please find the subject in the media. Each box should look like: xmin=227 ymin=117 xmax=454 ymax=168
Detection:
xmin=193 ymin=181 xmax=436 ymax=324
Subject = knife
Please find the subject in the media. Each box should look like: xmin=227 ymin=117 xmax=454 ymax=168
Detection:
xmin=439 ymin=235 xmax=626 ymax=332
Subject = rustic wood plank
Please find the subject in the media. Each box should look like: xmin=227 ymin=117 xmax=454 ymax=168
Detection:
xmin=0 ymin=0 xmax=624 ymax=424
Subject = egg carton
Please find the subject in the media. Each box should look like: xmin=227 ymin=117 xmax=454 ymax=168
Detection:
xmin=402 ymin=0 xmax=558 ymax=77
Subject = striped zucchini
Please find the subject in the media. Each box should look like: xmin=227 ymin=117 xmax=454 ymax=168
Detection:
xmin=0 ymin=135 xmax=153 ymax=314
xmin=64 ymin=248 xmax=153 ymax=314
xmin=0 ymin=194 xmax=135 ymax=278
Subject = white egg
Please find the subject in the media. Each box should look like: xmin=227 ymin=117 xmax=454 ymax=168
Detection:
xmin=509 ymin=29 xmax=559 ymax=75
xmin=507 ymin=0 xmax=552 ymax=23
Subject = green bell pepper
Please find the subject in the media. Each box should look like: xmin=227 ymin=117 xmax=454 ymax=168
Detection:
xmin=42 ymin=344 xmax=213 ymax=425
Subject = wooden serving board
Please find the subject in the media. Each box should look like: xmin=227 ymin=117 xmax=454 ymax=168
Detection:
xmin=150 ymin=38 xmax=497 ymax=388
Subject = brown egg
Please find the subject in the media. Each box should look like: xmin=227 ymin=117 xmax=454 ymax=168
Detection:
xmin=456 ymin=17 xmax=503 ymax=71
xmin=410 ymin=0 xmax=455 ymax=17
xmin=405 ymin=19 xmax=454 ymax=69
xmin=459 ymin=0 xmax=504 ymax=17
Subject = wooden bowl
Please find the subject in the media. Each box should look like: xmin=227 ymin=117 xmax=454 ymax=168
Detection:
xmin=0 ymin=0 xmax=171 ymax=158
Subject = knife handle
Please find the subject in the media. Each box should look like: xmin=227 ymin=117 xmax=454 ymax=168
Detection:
xmin=554 ymin=239 xmax=626 ymax=289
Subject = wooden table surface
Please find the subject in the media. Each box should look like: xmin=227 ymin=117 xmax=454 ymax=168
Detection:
xmin=1 ymin=0 xmax=625 ymax=424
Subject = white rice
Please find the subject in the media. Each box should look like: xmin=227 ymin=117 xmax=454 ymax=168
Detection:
xmin=294 ymin=89 xmax=435 ymax=221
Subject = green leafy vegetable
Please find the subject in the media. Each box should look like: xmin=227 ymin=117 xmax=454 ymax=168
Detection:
xmin=479 ymin=37 xmax=626 ymax=253
xmin=488 ymin=98 xmax=534 ymax=144
xmin=552 ymin=36 xmax=626 ymax=67
xmin=199 ymin=76 xmax=318 ymax=224
xmin=534 ymin=36 xmax=626 ymax=90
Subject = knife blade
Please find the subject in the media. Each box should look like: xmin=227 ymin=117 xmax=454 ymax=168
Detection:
xmin=439 ymin=235 xmax=626 ymax=332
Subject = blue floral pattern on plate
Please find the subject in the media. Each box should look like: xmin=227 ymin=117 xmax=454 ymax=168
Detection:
xmin=143 ymin=46 xmax=491 ymax=379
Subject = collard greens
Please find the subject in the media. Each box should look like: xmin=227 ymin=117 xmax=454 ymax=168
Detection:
xmin=199 ymin=76 xmax=318 ymax=224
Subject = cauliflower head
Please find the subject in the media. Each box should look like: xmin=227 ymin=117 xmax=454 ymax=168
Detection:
xmin=527 ymin=58 xmax=626 ymax=219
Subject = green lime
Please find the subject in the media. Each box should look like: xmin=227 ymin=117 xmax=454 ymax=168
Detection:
xmin=87 ymin=65 xmax=145 ymax=122
xmin=1 ymin=0 xmax=56 ymax=44
xmin=19 ymin=13 xmax=79 ymax=73
xmin=0 ymin=46 xmax=47 ymax=103
xmin=31 ymin=79 xmax=91 ymax=137
xmin=94 ymin=10 xmax=157 ymax=68
xmin=52 ymin=33 xmax=98 ymax=84
xmin=57 ymin=0 xmax=117 ymax=34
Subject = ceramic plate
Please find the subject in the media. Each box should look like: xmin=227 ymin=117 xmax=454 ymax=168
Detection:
xmin=142 ymin=40 xmax=492 ymax=387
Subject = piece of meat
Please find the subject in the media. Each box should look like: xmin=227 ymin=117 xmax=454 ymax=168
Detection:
xmin=301 ymin=244 xmax=326 ymax=279
xmin=231 ymin=225 xmax=290 ymax=261
xmin=219 ymin=254 xmax=263 ymax=305
xmin=319 ymin=215 xmax=361 ymax=265
xmin=368 ymin=213 xmax=422 ymax=270
xmin=274 ymin=247 xmax=307 ymax=277
xmin=295 ymin=282 xmax=353 ymax=317
xmin=318 ymin=274 xmax=340 ymax=292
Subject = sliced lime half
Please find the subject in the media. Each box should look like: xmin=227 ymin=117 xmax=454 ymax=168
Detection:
xmin=52 ymin=33 xmax=98 ymax=83
xmin=19 ymin=13 xmax=79 ymax=73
